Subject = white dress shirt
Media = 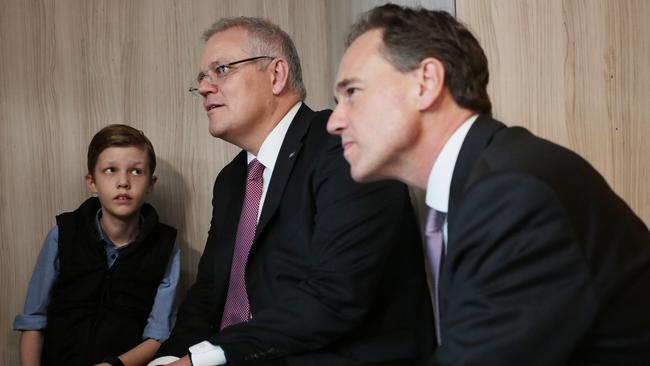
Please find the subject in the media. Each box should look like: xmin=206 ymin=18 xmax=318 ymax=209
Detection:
xmin=425 ymin=114 xmax=478 ymax=247
xmin=248 ymin=101 xmax=301 ymax=222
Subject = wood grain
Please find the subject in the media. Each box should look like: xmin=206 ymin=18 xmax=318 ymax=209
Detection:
xmin=457 ymin=0 xmax=649 ymax=224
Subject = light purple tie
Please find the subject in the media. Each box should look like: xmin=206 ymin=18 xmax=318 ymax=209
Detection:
xmin=425 ymin=208 xmax=446 ymax=345
xmin=220 ymin=159 xmax=264 ymax=330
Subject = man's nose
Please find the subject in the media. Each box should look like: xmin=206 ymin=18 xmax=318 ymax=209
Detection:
xmin=326 ymin=107 xmax=347 ymax=136
xmin=198 ymin=77 xmax=218 ymax=97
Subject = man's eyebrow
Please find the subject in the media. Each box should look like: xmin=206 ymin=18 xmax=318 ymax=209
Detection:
xmin=334 ymin=78 xmax=361 ymax=93
xmin=206 ymin=59 xmax=224 ymax=69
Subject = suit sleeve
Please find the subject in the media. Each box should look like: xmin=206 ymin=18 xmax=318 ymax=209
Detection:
xmin=212 ymin=138 xmax=417 ymax=363
xmin=435 ymin=173 xmax=598 ymax=366
xmin=157 ymin=184 xmax=227 ymax=357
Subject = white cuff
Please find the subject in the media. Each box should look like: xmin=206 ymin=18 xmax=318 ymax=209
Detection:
xmin=147 ymin=355 xmax=180 ymax=366
xmin=189 ymin=340 xmax=227 ymax=366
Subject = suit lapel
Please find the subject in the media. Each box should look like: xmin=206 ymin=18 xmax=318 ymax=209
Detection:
xmin=254 ymin=104 xmax=314 ymax=241
xmin=448 ymin=115 xmax=506 ymax=216
xmin=216 ymin=151 xmax=248 ymax=279
xmin=440 ymin=115 xmax=505 ymax=322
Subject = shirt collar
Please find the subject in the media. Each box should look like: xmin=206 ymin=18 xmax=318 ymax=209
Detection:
xmin=94 ymin=208 xmax=141 ymax=249
xmin=425 ymin=114 xmax=479 ymax=213
xmin=247 ymin=101 xmax=302 ymax=171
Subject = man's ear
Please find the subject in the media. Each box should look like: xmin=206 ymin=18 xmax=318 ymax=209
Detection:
xmin=269 ymin=58 xmax=290 ymax=95
xmin=147 ymin=175 xmax=158 ymax=194
xmin=85 ymin=173 xmax=97 ymax=194
xmin=416 ymin=57 xmax=446 ymax=111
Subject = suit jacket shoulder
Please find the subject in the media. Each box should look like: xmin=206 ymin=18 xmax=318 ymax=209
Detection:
xmin=439 ymin=114 xmax=650 ymax=365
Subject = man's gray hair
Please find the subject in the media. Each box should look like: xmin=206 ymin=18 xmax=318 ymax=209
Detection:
xmin=203 ymin=17 xmax=307 ymax=100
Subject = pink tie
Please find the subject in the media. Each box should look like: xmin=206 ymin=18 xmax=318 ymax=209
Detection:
xmin=220 ymin=159 xmax=264 ymax=330
xmin=425 ymin=208 xmax=445 ymax=345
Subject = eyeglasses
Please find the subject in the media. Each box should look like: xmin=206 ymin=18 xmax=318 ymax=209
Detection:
xmin=188 ymin=56 xmax=274 ymax=96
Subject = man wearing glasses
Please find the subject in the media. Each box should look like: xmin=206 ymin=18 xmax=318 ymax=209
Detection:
xmin=149 ymin=17 xmax=433 ymax=366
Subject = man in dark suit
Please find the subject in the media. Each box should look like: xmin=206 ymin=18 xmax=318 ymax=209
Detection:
xmin=150 ymin=16 xmax=433 ymax=366
xmin=327 ymin=4 xmax=650 ymax=365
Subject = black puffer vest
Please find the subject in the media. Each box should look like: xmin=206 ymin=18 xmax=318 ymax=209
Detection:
xmin=42 ymin=197 xmax=176 ymax=365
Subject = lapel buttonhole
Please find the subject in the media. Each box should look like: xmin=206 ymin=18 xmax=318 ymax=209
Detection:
xmin=288 ymin=151 xmax=296 ymax=159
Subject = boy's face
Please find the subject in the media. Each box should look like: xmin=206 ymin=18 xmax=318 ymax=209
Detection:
xmin=86 ymin=146 xmax=156 ymax=223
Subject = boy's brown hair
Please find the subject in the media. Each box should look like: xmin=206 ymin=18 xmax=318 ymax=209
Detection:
xmin=87 ymin=124 xmax=156 ymax=176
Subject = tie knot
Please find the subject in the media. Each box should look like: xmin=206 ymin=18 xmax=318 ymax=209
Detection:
xmin=425 ymin=208 xmax=446 ymax=235
xmin=247 ymin=159 xmax=264 ymax=181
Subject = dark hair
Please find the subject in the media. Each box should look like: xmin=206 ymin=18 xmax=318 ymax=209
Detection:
xmin=347 ymin=4 xmax=491 ymax=114
xmin=203 ymin=16 xmax=307 ymax=100
xmin=87 ymin=124 xmax=156 ymax=176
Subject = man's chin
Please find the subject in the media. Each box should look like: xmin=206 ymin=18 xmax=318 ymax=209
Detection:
xmin=208 ymin=127 xmax=224 ymax=138
xmin=350 ymin=165 xmax=380 ymax=183
xmin=208 ymin=118 xmax=229 ymax=139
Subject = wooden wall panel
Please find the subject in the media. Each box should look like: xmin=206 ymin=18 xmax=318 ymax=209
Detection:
xmin=7 ymin=0 xmax=647 ymax=363
xmin=0 ymin=0 xmax=451 ymax=362
xmin=457 ymin=0 xmax=649 ymax=224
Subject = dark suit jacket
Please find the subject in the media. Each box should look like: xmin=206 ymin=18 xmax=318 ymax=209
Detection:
xmin=433 ymin=115 xmax=650 ymax=365
xmin=159 ymin=104 xmax=434 ymax=365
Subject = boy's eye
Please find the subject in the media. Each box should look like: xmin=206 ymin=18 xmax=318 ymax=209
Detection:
xmin=103 ymin=167 xmax=115 ymax=174
xmin=131 ymin=169 xmax=144 ymax=176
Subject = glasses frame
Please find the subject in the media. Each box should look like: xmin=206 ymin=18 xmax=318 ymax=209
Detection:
xmin=188 ymin=56 xmax=274 ymax=96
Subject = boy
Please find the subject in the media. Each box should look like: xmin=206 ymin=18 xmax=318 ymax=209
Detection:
xmin=14 ymin=124 xmax=180 ymax=366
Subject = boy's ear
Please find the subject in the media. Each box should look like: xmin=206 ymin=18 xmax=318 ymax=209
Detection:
xmin=147 ymin=175 xmax=158 ymax=194
xmin=85 ymin=174 xmax=97 ymax=194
